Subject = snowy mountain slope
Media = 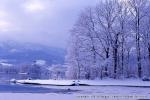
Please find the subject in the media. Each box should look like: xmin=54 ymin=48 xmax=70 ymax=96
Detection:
xmin=0 ymin=41 xmax=65 ymax=65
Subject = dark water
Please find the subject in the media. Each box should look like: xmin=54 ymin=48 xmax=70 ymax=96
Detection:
xmin=0 ymin=81 xmax=77 ymax=93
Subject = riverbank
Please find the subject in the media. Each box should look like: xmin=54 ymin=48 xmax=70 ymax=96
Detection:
xmin=14 ymin=79 xmax=150 ymax=87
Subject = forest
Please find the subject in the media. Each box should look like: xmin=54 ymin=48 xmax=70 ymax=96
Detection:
xmin=65 ymin=0 xmax=150 ymax=80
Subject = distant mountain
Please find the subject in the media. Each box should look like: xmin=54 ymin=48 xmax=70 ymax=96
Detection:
xmin=0 ymin=41 xmax=66 ymax=65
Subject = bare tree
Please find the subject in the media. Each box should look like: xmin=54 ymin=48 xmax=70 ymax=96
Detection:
xmin=128 ymin=0 xmax=148 ymax=78
xmin=66 ymin=0 xmax=150 ymax=80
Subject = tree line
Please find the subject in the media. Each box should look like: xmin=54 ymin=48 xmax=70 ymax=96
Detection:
xmin=65 ymin=0 xmax=150 ymax=80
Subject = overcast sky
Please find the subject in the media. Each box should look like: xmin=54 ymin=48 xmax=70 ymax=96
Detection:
xmin=0 ymin=0 xmax=98 ymax=48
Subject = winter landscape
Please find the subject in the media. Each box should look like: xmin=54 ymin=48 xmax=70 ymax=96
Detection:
xmin=0 ymin=0 xmax=150 ymax=100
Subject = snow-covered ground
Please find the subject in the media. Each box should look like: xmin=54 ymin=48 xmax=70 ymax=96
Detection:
xmin=15 ymin=79 xmax=75 ymax=86
xmin=5 ymin=79 xmax=150 ymax=100
xmin=15 ymin=79 xmax=150 ymax=87
xmin=0 ymin=85 xmax=150 ymax=100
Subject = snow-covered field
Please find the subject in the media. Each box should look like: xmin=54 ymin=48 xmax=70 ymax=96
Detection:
xmin=15 ymin=79 xmax=75 ymax=86
xmin=15 ymin=79 xmax=150 ymax=87
xmin=1 ymin=79 xmax=149 ymax=100
xmin=0 ymin=85 xmax=150 ymax=100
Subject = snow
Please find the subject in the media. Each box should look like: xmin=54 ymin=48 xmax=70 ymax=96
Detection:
xmin=18 ymin=73 xmax=28 ymax=75
xmin=34 ymin=60 xmax=46 ymax=66
xmin=9 ymin=49 xmax=19 ymax=53
xmin=0 ymin=93 xmax=75 ymax=100
xmin=16 ymin=80 xmax=75 ymax=86
xmin=0 ymin=63 xmax=13 ymax=67
xmin=79 ymin=79 xmax=150 ymax=87
xmin=0 ymin=86 xmax=150 ymax=100
xmin=3 ymin=79 xmax=150 ymax=100
xmin=15 ymin=79 xmax=150 ymax=87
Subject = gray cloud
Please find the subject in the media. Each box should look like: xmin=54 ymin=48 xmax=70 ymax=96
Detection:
xmin=0 ymin=0 xmax=98 ymax=48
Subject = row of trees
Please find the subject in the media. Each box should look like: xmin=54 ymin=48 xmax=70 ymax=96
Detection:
xmin=0 ymin=63 xmax=49 ymax=80
xmin=66 ymin=0 xmax=150 ymax=79
xmin=0 ymin=62 xmax=67 ymax=80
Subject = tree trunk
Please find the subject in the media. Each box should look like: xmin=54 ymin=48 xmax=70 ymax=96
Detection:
xmin=121 ymin=37 xmax=124 ymax=75
xmin=104 ymin=48 xmax=109 ymax=77
xmin=127 ymin=50 xmax=130 ymax=78
xmin=113 ymin=33 xmax=119 ymax=79
xmin=113 ymin=48 xmax=118 ymax=79
xmin=148 ymin=46 xmax=150 ymax=76
xmin=136 ymin=8 xmax=142 ymax=78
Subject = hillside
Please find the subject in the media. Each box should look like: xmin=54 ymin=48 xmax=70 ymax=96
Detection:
xmin=0 ymin=41 xmax=65 ymax=65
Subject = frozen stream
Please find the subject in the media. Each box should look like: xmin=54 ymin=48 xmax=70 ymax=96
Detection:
xmin=0 ymin=83 xmax=149 ymax=100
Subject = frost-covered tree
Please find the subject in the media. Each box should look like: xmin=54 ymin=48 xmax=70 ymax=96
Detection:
xmin=66 ymin=0 xmax=150 ymax=80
